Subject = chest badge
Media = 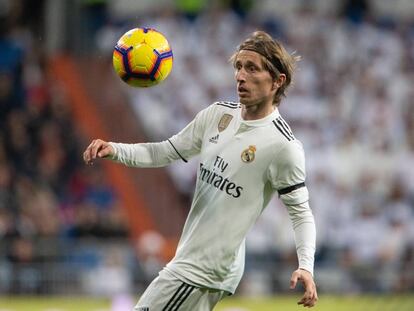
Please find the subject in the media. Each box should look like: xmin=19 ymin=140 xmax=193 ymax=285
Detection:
xmin=241 ymin=145 xmax=256 ymax=163
xmin=218 ymin=114 xmax=233 ymax=132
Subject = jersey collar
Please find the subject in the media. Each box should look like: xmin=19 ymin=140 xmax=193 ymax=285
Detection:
xmin=240 ymin=107 xmax=280 ymax=127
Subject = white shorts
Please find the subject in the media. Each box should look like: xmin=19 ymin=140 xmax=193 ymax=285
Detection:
xmin=134 ymin=269 xmax=228 ymax=311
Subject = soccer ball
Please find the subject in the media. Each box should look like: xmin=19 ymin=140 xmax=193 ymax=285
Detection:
xmin=113 ymin=27 xmax=173 ymax=87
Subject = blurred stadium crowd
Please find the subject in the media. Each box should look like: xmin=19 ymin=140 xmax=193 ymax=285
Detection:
xmin=0 ymin=0 xmax=132 ymax=295
xmin=1 ymin=0 xmax=414 ymax=298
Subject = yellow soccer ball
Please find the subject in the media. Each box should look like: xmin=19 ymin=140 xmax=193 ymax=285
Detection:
xmin=113 ymin=27 xmax=173 ymax=87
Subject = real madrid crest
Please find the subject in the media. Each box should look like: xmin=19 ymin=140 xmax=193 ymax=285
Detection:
xmin=218 ymin=114 xmax=233 ymax=132
xmin=241 ymin=145 xmax=256 ymax=163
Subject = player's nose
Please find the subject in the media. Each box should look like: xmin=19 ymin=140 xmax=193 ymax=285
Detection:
xmin=235 ymin=68 xmax=246 ymax=82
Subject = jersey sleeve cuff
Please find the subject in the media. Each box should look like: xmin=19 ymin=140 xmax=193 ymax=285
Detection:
xmin=299 ymin=266 xmax=314 ymax=277
xmin=108 ymin=142 xmax=119 ymax=160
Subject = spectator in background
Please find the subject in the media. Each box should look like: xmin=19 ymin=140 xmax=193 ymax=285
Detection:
xmin=341 ymin=0 xmax=371 ymax=24
xmin=6 ymin=237 xmax=41 ymax=294
xmin=0 ymin=17 xmax=24 ymax=117
xmin=83 ymin=246 xmax=133 ymax=296
xmin=0 ymin=0 xmax=127 ymax=282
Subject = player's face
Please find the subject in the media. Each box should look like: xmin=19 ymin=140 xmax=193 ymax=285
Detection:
xmin=234 ymin=50 xmax=276 ymax=107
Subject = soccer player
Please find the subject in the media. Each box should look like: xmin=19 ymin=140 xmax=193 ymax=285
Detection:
xmin=83 ymin=31 xmax=318 ymax=310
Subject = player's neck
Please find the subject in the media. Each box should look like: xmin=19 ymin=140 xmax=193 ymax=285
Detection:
xmin=241 ymin=102 xmax=276 ymax=121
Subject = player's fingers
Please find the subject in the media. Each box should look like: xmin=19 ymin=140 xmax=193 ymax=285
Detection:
xmin=91 ymin=139 xmax=108 ymax=160
xmin=90 ymin=140 xmax=103 ymax=159
xmin=313 ymin=289 xmax=318 ymax=301
xmin=290 ymin=272 xmax=299 ymax=289
xmin=297 ymin=292 xmax=310 ymax=304
xmin=303 ymin=300 xmax=315 ymax=308
xmin=301 ymin=288 xmax=318 ymax=308
xmin=298 ymin=286 xmax=314 ymax=304
xmin=307 ymin=294 xmax=318 ymax=307
xmin=302 ymin=278 xmax=317 ymax=294
xmin=83 ymin=140 xmax=95 ymax=164
xmin=83 ymin=150 xmax=90 ymax=164
xmin=303 ymin=296 xmax=317 ymax=308
xmin=84 ymin=139 xmax=103 ymax=164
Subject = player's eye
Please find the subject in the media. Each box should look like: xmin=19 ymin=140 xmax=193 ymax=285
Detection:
xmin=247 ymin=65 xmax=257 ymax=72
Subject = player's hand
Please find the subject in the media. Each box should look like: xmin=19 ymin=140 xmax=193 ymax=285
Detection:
xmin=83 ymin=139 xmax=114 ymax=165
xmin=290 ymin=268 xmax=318 ymax=308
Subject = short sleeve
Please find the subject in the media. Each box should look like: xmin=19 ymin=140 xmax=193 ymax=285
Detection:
xmin=268 ymin=140 xmax=309 ymax=205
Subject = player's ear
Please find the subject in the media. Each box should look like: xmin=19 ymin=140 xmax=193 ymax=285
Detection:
xmin=273 ymin=73 xmax=286 ymax=90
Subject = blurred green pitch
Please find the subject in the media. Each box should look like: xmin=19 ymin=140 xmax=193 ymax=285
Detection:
xmin=0 ymin=295 xmax=413 ymax=311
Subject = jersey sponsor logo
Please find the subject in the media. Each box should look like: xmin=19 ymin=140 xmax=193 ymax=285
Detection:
xmin=218 ymin=113 xmax=233 ymax=132
xmin=209 ymin=134 xmax=219 ymax=144
xmin=199 ymin=159 xmax=243 ymax=198
xmin=241 ymin=145 xmax=256 ymax=163
xmin=136 ymin=307 xmax=149 ymax=311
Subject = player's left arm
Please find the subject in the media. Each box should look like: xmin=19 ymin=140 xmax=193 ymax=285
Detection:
xmin=285 ymin=199 xmax=318 ymax=308
xmin=268 ymin=140 xmax=318 ymax=307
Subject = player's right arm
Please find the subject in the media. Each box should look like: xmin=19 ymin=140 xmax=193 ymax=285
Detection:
xmin=83 ymin=106 xmax=210 ymax=167
xmin=83 ymin=139 xmax=115 ymax=165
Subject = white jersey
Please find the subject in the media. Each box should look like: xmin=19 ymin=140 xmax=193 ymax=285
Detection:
xmin=110 ymin=102 xmax=316 ymax=293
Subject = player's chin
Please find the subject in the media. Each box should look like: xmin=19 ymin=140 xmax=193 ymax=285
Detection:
xmin=238 ymin=97 xmax=253 ymax=106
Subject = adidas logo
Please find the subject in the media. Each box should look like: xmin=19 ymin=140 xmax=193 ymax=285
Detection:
xmin=209 ymin=134 xmax=219 ymax=144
